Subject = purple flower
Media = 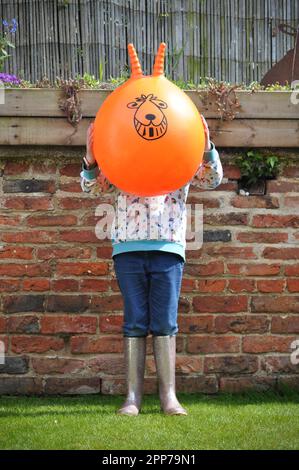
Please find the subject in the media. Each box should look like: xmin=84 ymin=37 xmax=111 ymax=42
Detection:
xmin=0 ymin=73 xmax=21 ymax=85
xmin=2 ymin=18 xmax=18 ymax=34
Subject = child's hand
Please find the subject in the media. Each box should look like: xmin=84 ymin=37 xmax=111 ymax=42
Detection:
xmin=85 ymin=122 xmax=96 ymax=165
xmin=200 ymin=114 xmax=211 ymax=151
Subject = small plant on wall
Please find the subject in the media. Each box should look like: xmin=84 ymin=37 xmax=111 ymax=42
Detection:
xmin=235 ymin=150 xmax=281 ymax=195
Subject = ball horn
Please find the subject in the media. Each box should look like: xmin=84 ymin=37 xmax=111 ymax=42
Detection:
xmin=128 ymin=43 xmax=143 ymax=79
xmin=152 ymin=42 xmax=166 ymax=76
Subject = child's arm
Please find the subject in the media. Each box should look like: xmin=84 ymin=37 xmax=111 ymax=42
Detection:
xmin=191 ymin=115 xmax=223 ymax=190
xmin=80 ymin=122 xmax=115 ymax=194
xmin=192 ymin=140 xmax=223 ymax=189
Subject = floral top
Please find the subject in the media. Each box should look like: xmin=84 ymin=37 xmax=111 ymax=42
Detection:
xmin=80 ymin=141 xmax=223 ymax=260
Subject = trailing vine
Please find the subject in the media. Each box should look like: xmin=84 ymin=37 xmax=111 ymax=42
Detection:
xmin=206 ymin=78 xmax=241 ymax=120
xmin=57 ymin=78 xmax=85 ymax=142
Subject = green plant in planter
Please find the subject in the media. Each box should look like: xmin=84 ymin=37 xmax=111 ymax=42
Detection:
xmin=235 ymin=150 xmax=281 ymax=194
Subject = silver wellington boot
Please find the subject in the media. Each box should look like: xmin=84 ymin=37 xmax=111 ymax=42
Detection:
xmin=116 ymin=336 xmax=147 ymax=416
xmin=153 ymin=335 xmax=188 ymax=416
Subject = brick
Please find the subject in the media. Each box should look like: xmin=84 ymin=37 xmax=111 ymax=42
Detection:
xmin=0 ymin=263 xmax=52 ymax=277
xmin=271 ymin=316 xmax=299 ymax=334
xmin=4 ymin=196 xmax=54 ymax=211
xmin=267 ymin=181 xmax=299 ymax=192
xmin=51 ymin=279 xmax=79 ymax=292
xmin=4 ymin=162 xmax=30 ymax=175
xmin=7 ymin=315 xmax=40 ymax=333
xmin=172 ymin=376 xmax=218 ymax=393
xmin=59 ymin=181 xmax=82 ymax=192
xmin=187 ymin=336 xmax=240 ymax=354
xmin=37 ymin=247 xmax=91 ymax=260
xmin=101 ymin=377 xmax=157 ymax=395
xmin=46 ymin=295 xmax=89 ymax=313
xmin=60 ymin=230 xmax=99 ymax=243
xmin=206 ymin=246 xmax=256 ymax=259
xmin=96 ymin=246 xmax=113 ymax=259
xmin=243 ymin=335 xmax=296 ymax=353
xmin=263 ymin=247 xmax=299 ymax=260
xmin=197 ymin=279 xmax=226 ymax=292
xmin=44 ymin=377 xmax=101 ymax=395
xmin=223 ymin=164 xmax=241 ymax=179
xmin=26 ymin=214 xmax=77 ymax=226
xmin=287 ymin=279 xmax=299 ymax=292
xmin=0 ymin=279 xmax=21 ymax=292
xmin=3 ymin=179 xmax=55 ymax=193
xmin=80 ymin=279 xmax=110 ymax=293
xmin=58 ymin=197 xmax=100 ymax=210
xmin=3 ymin=230 xmax=58 ymax=244
xmin=220 ymin=377 xmax=275 ymax=393
xmin=252 ymin=214 xmax=299 ymax=228
xmin=203 ymin=230 xmax=231 ymax=242
xmin=231 ymin=195 xmax=279 ymax=209
xmin=56 ymin=262 xmax=109 ymax=276
xmin=193 ymin=295 xmax=248 ymax=313
xmin=70 ymin=335 xmax=122 ymax=354
xmin=0 ymin=377 xmax=43 ymax=395
xmin=285 ymin=264 xmax=299 ymax=276
xmin=277 ymin=376 xmax=299 ymax=391
xmin=23 ymin=279 xmax=50 ymax=291
xmin=257 ymin=279 xmax=285 ymax=292
xmin=178 ymin=315 xmax=213 ymax=333
xmin=0 ymin=317 xmax=6 ymax=333
xmin=184 ymin=261 xmax=224 ymax=277
xmin=214 ymin=181 xmax=238 ymax=191
xmin=0 ymin=215 xmax=22 ymax=226
xmin=228 ymin=279 xmax=255 ymax=292
xmin=146 ymin=355 xmax=203 ymax=375
xmin=186 ymin=194 xmax=220 ymax=208
xmin=178 ymin=297 xmax=191 ymax=313
xmin=237 ymin=231 xmax=288 ymax=243
xmin=90 ymin=295 xmax=123 ymax=312
xmin=99 ymin=315 xmax=123 ymax=333
xmin=0 ymin=356 xmax=29 ymax=374
xmin=181 ymin=278 xmax=197 ymax=292
xmin=31 ymin=357 xmax=85 ymax=374
xmin=204 ymin=356 xmax=259 ymax=375
xmin=284 ymin=196 xmax=299 ymax=208
xmin=261 ymin=356 xmax=299 ymax=375
xmin=88 ymin=355 xmax=125 ymax=375
xmin=227 ymin=263 xmax=281 ymax=276
xmin=11 ymin=335 xmax=64 ymax=353
xmin=204 ymin=212 xmax=248 ymax=226
xmin=251 ymin=295 xmax=299 ymax=313
xmin=3 ymin=295 xmax=45 ymax=313
xmin=59 ymin=163 xmax=81 ymax=177
xmin=41 ymin=315 xmax=97 ymax=334
xmin=0 ymin=246 xmax=33 ymax=259
xmin=214 ymin=315 xmax=269 ymax=334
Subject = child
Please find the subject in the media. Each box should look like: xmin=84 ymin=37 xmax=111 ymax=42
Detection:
xmin=80 ymin=115 xmax=223 ymax=416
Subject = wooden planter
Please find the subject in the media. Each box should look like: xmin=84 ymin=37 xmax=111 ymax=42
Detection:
xmin=0 ymin=89 xmax=298 ymax=147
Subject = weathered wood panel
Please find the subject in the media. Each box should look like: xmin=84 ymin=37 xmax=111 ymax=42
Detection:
xmin=1 ymin=116 xmax=298 ymax=147
xmin=0 ymin=89 xmax=298 ymax=119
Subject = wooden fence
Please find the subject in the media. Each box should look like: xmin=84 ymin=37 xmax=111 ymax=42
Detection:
xmin=0 ymin=0 xmax=298 ymax=85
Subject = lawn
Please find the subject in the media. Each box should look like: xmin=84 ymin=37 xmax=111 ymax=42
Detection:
xmin=0 ymin=389 xmax=298 ymax=450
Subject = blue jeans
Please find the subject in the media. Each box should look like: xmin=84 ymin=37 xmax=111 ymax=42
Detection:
xmin=113 ymin=250 xmax=185 ymax=337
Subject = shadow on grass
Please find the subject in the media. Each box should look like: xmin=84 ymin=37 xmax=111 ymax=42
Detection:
xmin=0 ymin=384 xmax=298 ymax=419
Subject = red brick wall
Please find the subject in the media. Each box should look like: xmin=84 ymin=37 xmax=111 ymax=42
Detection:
xmin=0 ymin=147 xmax=298 ymax=395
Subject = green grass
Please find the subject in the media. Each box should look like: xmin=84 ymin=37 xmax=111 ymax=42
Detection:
xmin=0 ymin=389 xmax=299 ymax=450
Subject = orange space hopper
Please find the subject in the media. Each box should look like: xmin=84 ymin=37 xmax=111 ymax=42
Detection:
xmin=93 ymin=42 xmax=205 ymax=196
